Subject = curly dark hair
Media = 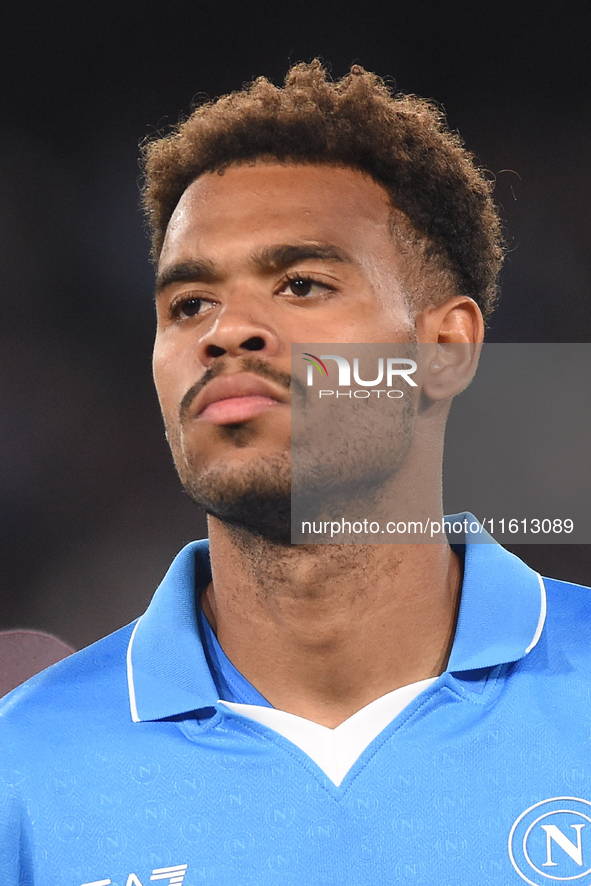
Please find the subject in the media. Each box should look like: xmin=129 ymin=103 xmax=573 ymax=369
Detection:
xmin=142 ymin=61 xmax=504 ymax=319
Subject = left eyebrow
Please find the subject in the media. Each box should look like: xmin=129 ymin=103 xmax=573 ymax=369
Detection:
xmin=250 ymin=243 xmax=354 ymax=273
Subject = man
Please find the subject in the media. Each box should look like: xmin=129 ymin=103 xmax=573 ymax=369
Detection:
xmin=1 ymin=62 xmax=589 ymax=886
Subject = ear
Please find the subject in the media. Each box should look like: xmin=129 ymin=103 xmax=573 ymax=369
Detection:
xmin=416 ymin=295 xmax=485 ymax=344
xmin=415 ymin=297 xmax=484 ymax=401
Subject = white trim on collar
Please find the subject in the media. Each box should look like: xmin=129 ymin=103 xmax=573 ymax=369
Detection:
xmin=525 ymin=573 xmax=547 ymax=655
xmin=127 ymin=618 xmax=142 ymax=724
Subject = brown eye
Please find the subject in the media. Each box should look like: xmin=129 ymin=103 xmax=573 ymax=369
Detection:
xmin=170 ymin=296 xmax=209 ymax=320
xmin=179 ymin=298 xmax=203 ymax=317
xmin=288 ymin=278 xmax=313 ymax=296
xmin=281 ymin=275 xmax=334 ymax=298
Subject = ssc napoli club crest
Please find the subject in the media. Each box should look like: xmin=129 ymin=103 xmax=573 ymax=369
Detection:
xmin=509 ymin=798 xmax=591 ymax=884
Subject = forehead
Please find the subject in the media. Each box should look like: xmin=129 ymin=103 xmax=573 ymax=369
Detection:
xmin=159 ymin=163 xmax=395 ymax=267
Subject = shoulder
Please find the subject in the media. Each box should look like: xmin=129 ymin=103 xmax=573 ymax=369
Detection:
xmin=523 ymin=574 xmax=591 ymax=678
xmin=543 ymin=574 xmax=591 ymax=634
xmin=0 ymin=624 xmax=137 ymax=880
xmin=0 ymin=621 xmax=135 ymax=748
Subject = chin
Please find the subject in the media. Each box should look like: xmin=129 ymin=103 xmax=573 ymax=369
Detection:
xmin=177 ymin=453 xmax=293 ymax=546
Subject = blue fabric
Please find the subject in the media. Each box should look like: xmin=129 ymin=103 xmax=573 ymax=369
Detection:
xmin=1 ymin=517 xmax=590 ymax=886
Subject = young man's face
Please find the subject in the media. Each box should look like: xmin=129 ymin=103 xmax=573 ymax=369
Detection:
xmin=152 ymin=163 xmax=425 ymax=539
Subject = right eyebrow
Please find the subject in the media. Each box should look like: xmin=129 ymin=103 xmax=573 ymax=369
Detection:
xmin=155 ymin=259 xmax=220 ymax=297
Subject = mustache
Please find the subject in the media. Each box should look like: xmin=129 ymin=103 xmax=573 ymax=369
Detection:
xmin=179 ymin=357 xmax=300 ymax=424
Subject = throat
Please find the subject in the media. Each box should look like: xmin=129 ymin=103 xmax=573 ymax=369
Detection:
xmin=203 ymin=519 xmax=461 ymax=728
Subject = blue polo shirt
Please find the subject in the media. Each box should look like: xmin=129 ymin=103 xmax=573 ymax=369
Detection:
xmin=2 ymin=519 xmax=591 ymax=886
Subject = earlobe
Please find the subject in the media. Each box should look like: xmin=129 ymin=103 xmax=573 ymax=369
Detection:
xmin=422 ymin=340 xmax=482 ymax=400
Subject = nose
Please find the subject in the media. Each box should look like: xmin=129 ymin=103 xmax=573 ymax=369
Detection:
xmin=196 ymin=303 xmax=281 ymax=365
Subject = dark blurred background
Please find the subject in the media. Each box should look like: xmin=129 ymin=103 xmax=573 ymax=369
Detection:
xmin=1 ymin=0 xmax=590 ymax=649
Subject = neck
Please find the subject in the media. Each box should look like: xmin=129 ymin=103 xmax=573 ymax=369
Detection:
xmin=201 ymin=518 xmax=462 ymax=728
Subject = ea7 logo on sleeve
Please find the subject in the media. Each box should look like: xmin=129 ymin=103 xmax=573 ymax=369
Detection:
xmin=80 ymin=863 xmax=187 ymax=886
xmin=509 ymin=798 xmax=591 ymax=885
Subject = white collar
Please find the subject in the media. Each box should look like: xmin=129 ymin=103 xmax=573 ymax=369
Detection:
xmin=219 ymin=677 xmax=437 ymax=786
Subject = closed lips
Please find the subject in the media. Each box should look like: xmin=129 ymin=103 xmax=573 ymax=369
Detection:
xmin=192 ymin=373 xmax=289 ymax=423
